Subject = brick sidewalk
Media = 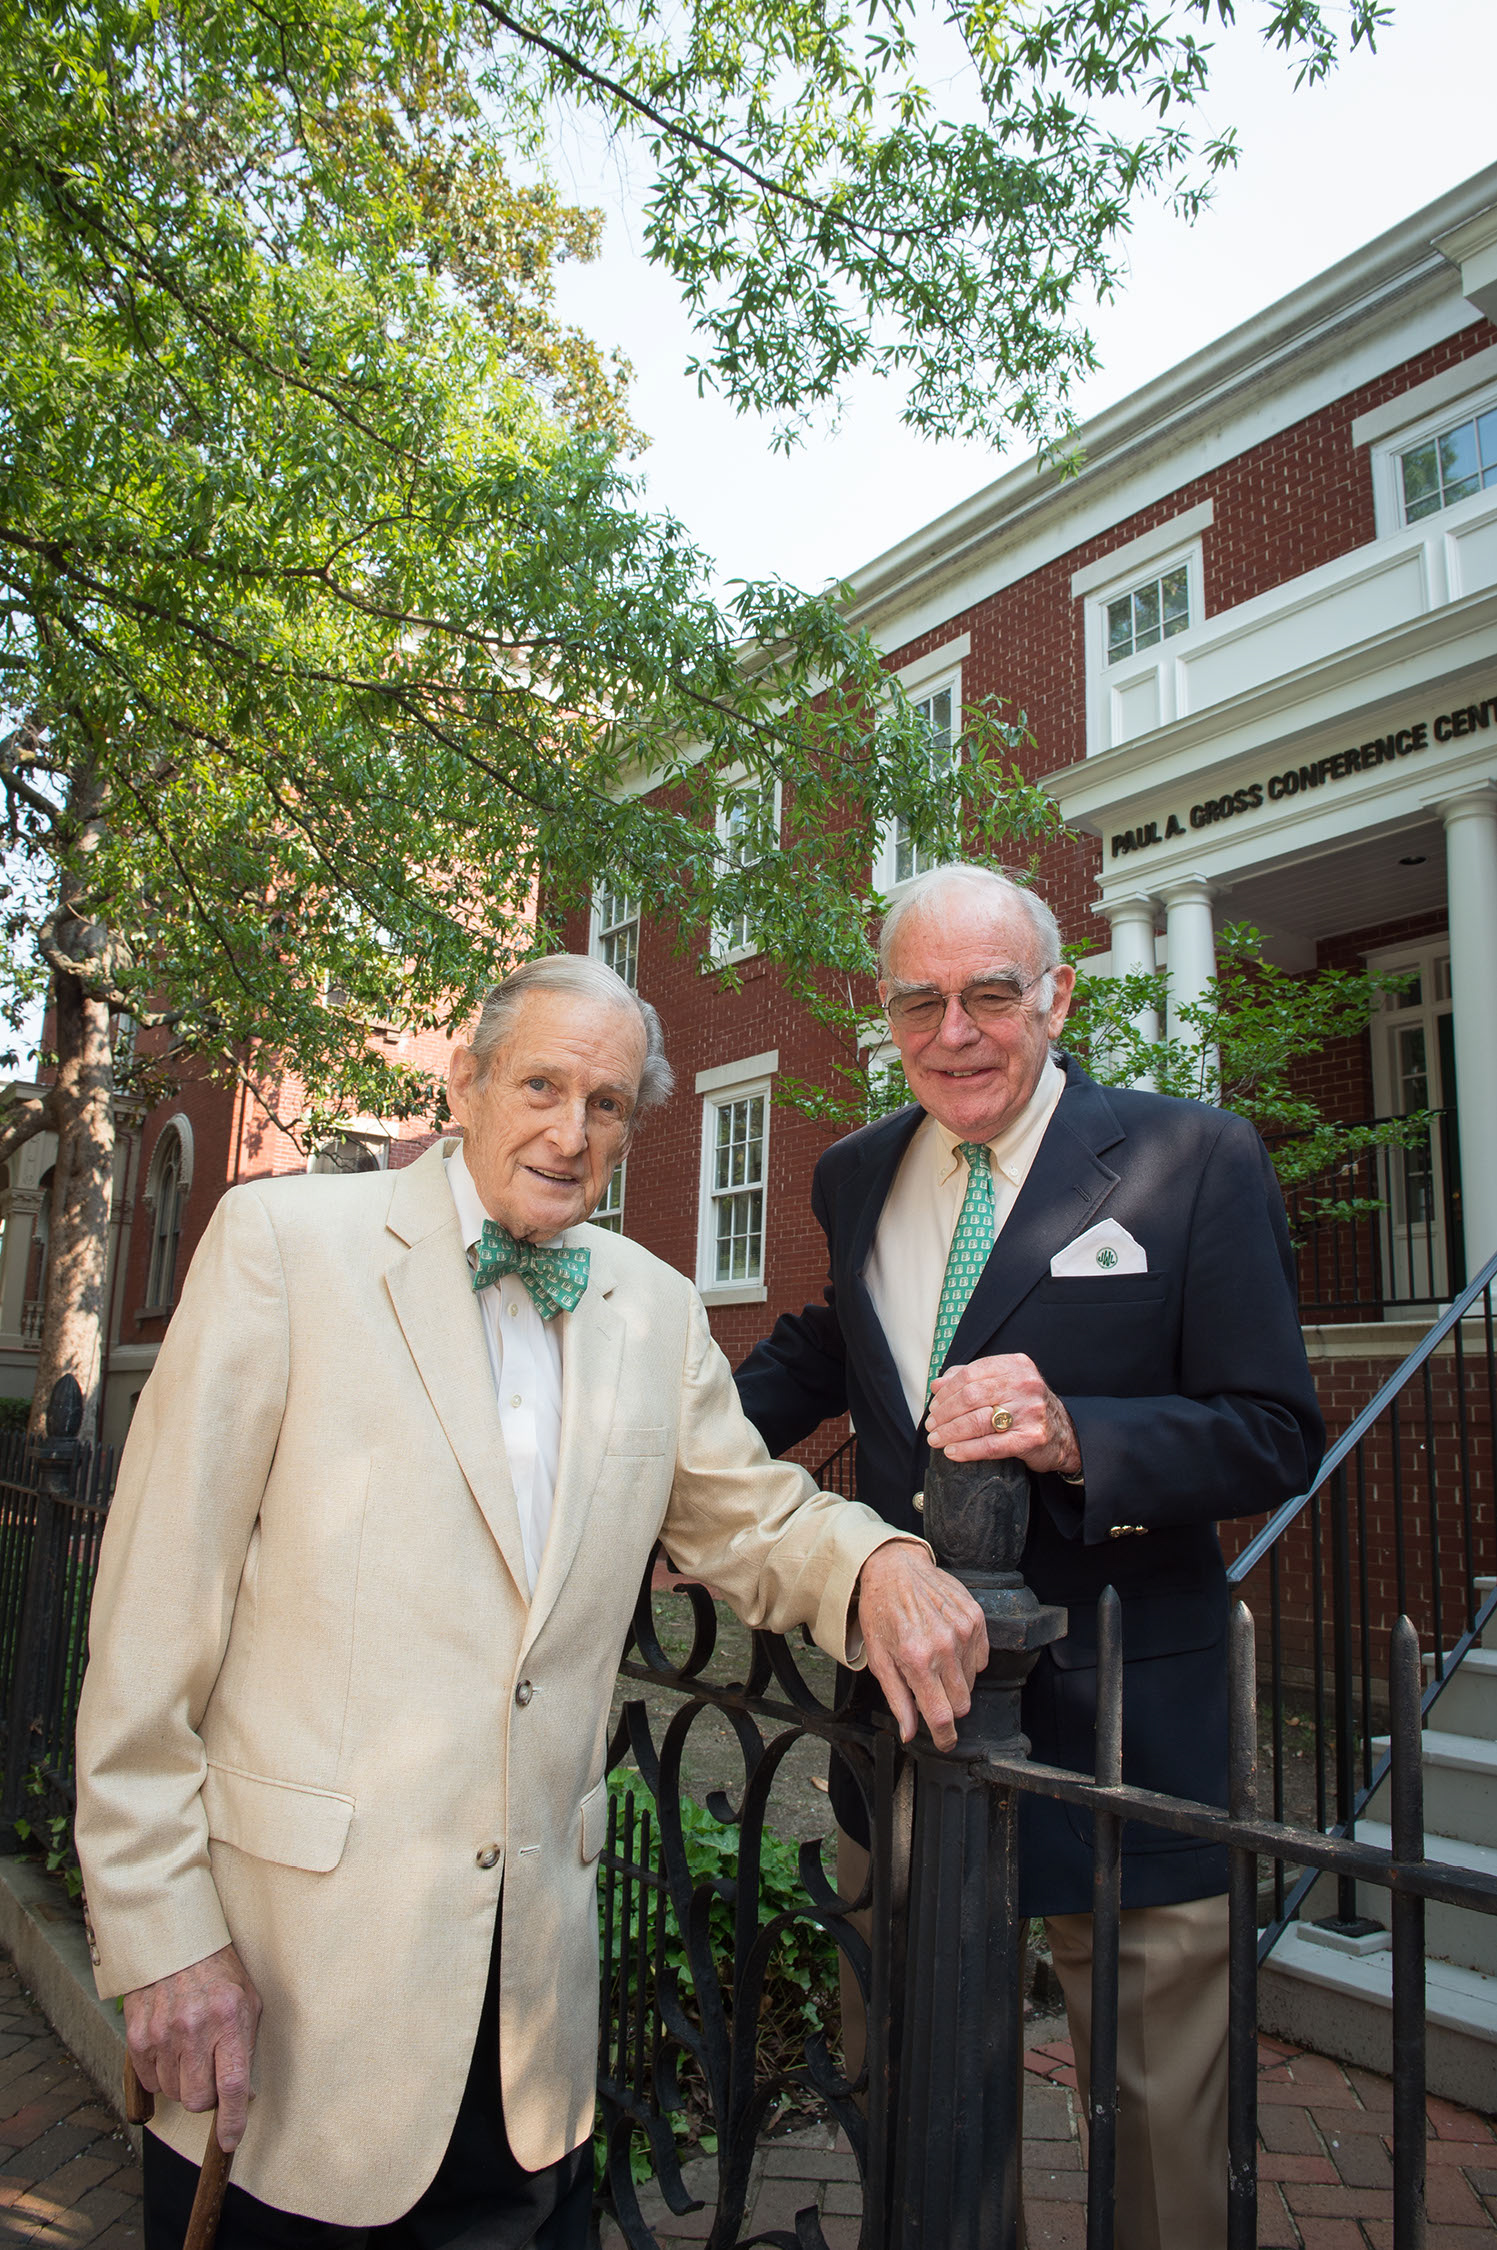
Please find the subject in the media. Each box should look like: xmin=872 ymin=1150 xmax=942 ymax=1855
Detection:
xmin=612 ymin=2034 xmax=1497 ymax=2249
xmin=0 ymin=1961 xmax=142 ymax=2250
xmin=0 ymin=1950 xmax=1490 ymax=2249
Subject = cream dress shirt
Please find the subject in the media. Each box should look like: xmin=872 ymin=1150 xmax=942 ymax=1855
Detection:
xmin=865 ymin=1056 xmax=1067 ymax=1426
xmin=446 ymin=1143 xmax=563 ymax=1592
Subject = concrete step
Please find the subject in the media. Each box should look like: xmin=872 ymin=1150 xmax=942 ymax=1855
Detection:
xmin=1365 ymin=1730 xmax=1497 ymax=1846
xmin=1476 ymin=1577 xmax=1497 ymax=1653
xmin=1259 ymin=1920 xmax=1497 ymax=2112
xmin=1423 ymin=1646 xmax=1497 ymax=1740
xmin=1310 ymin=1822 xmax=1497 ymax=1977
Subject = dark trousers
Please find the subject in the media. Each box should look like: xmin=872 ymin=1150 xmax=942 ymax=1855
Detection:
xmin=143 ymin=1908 xmax=590 ymax=2250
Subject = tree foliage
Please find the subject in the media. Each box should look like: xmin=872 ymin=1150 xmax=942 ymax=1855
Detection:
xmin=0 ymin=0 xmax=1393 ymax=1424
xmin=1063 ymin=923 xmax=1425 ymax=1212
xmin=0 ymin=0 xmax=1047 ymax=1161
xmin=482 ymin=0 xmax=1390 ymax=448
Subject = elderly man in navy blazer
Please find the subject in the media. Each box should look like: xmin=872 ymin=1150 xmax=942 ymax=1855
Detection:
xmin=735 ymin=861 xmax=1323 ymax=2250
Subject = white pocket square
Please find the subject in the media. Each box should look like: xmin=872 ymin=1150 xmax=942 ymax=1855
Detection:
xmin=1050 ymin=1220 xmax=1148 ymax=1277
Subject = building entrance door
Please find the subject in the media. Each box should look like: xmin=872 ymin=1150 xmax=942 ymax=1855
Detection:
xmin=1369 ymin=937 xmax=1464 ymax=1304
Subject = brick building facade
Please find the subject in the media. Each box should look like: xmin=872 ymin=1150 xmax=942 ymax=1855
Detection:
xmin=0 ymin=1023 xmax=457 ymax=1442
xmin=554 ymin=166 xmax=1497 ymax=1491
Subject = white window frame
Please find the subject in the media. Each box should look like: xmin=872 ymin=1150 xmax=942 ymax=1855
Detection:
xmin=1081 ymin=536 xmax=1205 ymax=757
xmin=710 ymin=775 xmax=782 ymax=965
xmin=694 ymin=1051 xmax=777 ymax=1304
xmin=1369 ymin=371 xmax=1497 ymax=538
xmin=589 ymin=881 xmax=641 ymax=989
xmin=143 ymin=1117 xmax=194 ymax=1310
xmin=873 ymin=666 xmax=963 ymax=896
xmin=1067 ymin=508 xmax=1206 ymax=756
xmin=593 ymin=1159 xmax=626 ymax=1234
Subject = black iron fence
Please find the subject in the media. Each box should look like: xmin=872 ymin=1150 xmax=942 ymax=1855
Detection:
xmin=600 ymin=1459 xmax=1497 ymax=2247
xmin=0 ymin=1378 xmax=118 ymax=1831
xmin=1270 ymin=1109 xmax=1463 ymax=1319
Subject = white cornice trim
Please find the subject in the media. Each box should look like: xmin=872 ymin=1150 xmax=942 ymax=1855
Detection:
xmin=893 ymin=634 xmax=969 ymax=688
xmin=839 ymin=166 xmax=1497 ymax=639
xmin=1069 ymin=503 xmax=1214 ymax=600
xmin=695 ymin=1049 xmax=779 ymax=1095
xmin=1350 ymin=344 xmax=1497 ymax=448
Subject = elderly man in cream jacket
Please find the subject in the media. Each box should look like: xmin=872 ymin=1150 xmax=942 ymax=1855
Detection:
xmin=75 ymin=954 xmax=985 ymax=2250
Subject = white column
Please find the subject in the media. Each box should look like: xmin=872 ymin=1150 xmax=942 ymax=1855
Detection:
xmin=1094 ymin=893 xmax=1161 ymax=1087
xmin=1160 ymin=875 xmax=1218 ymax=1097
xmin=1443 ymin=786 xmax=1497 ymax=1277
xmin=0 ymin=1190 xmax=41 ymax=1345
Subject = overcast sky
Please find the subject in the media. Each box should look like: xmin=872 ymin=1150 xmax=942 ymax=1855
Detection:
xmin=545 ymin=0 xmax=1496 ymax=596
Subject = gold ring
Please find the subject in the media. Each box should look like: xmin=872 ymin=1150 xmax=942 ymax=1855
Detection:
xmin=990 ymin=1406 xmax=1014 ymax=1434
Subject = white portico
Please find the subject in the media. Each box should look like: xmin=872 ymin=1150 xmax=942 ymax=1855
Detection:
xmin=1051 ymin=480 xmax=1497 ymax=1281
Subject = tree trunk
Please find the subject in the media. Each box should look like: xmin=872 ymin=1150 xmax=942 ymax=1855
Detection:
xmin=29 ymin=968 xmax=115 ymax=1441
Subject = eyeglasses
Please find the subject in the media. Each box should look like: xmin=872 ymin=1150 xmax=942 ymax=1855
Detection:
xmin=884 ymin=975 xmax=1044 ymax=1035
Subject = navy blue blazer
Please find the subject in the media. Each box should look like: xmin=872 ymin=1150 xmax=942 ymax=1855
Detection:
xmin=733 ymin=1056 xmax=1324 ymax=1915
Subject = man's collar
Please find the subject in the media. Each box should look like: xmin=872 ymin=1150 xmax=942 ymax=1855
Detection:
xmin=444 ymin=1142 xmax=490 ymax=1254
xmin=443 ymin=1142 xmax=574 ymax=1252
xmin=932 ymin=1054 xmax=1067 ymax=1185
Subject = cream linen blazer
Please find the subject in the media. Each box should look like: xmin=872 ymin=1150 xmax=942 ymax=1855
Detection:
xmin=74 ymin=1140 xmax=899 ymax=2223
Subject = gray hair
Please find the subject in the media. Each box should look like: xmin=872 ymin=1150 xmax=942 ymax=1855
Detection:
xmin=469 ymin=954 xmax=674 ymax=1114
xmin=879 ymin=863 xmax=1062 ymax=1009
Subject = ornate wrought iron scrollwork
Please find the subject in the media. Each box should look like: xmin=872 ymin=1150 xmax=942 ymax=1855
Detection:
xmin=596 ymin=1554 xmax=906 ymax=2250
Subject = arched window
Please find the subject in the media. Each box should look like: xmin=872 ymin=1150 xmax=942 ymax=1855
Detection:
xmin=145 ymin=1124 xmax=190 ymax=1309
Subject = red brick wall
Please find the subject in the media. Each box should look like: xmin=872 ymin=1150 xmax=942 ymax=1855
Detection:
xmin=1224 ymin=1345 xmax=1496 ymax=1698
xmin=116 ymin=1020 xmax=463 ymax=1344
xmin=553 ymin=325 xmax=1492 ymax=1394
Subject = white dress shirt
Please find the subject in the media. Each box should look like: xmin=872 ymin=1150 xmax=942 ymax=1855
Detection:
xmin=865 ymin=1056 xmax=1067 ymax=1426
xmin=446 ymin=1145 xmax=564 ymax=1593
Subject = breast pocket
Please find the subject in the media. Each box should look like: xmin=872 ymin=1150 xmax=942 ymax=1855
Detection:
xmin=1033 ymin=1273 xmax=1171 ymax=1306
xmin=607 ymin=1427 xmax=667 ymax=1458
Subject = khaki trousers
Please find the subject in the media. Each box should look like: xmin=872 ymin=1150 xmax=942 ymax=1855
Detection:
xmin=836 ymin=1835 xmax=1229 ymax=2250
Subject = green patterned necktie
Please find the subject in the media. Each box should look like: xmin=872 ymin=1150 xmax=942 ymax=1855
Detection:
xmin=471 ymin=1221 xmax=590 ymax=1319
xmin=927 ymin=1141 xmax=996 ymax=1393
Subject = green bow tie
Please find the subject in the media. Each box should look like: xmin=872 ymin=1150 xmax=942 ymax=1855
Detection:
xmin=471 ymin=1222 xmax=590 ymax=1318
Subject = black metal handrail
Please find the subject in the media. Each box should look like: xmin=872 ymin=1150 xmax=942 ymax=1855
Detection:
xmin=1230 ymin=1246 xmax=1497 ymax=1582
xmin=1227 ymin=1247 xmax=1497 ymax=1952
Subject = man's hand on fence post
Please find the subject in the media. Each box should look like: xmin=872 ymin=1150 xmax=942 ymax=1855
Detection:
xmin=855 ymin=1541 xmax=988 ymax=1750
xmin=123 ymin=1945 xmax=262 ymax=2151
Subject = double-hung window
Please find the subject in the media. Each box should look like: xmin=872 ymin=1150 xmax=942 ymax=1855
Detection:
xmin=874 ymin=667 xmax=961 ymax=893
xmin=712 ymin=780 xmax=780 ymax=961
xmin=145 ymin=1122 xmax=191 ymax=1309
xmin=1397 ymin=407 xmax=1497 ymax=523
xmin=594 ymin=1162 xmax=626 ymax=1234
xmin=1105 ymin=566 xmax=1191 ymax=663
xmin=591 ymin=882 xmax=640 ymax=989
xmin=706 ymin=1093 xmax=766 ymax=1284
xmin=694 ymin=1051 xmax=777 ymax=1301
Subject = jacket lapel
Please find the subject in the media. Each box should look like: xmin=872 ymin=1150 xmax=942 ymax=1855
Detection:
xmin=522 ymin=1233 xmax=625 ymax=1652
xmin=837 ymin=1107 xmax=927 ymax=1451
xmin=942 ymin=1063 xmax=1126 ymax=1374
xmin=383 ymin=1143 xmax=531 ymax=1605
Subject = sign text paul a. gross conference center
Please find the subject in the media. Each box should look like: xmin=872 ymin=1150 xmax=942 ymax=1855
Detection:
xmin=1109 ymin=692 xmax=1497 ymax=861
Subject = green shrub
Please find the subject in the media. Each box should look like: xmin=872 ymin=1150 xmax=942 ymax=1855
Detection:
xmin=597 ymin=1770 xmax=842 ymax=2184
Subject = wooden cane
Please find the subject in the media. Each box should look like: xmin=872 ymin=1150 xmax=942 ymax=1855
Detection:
xmin=123 ymin=2055 xmax=236 ymax=2250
